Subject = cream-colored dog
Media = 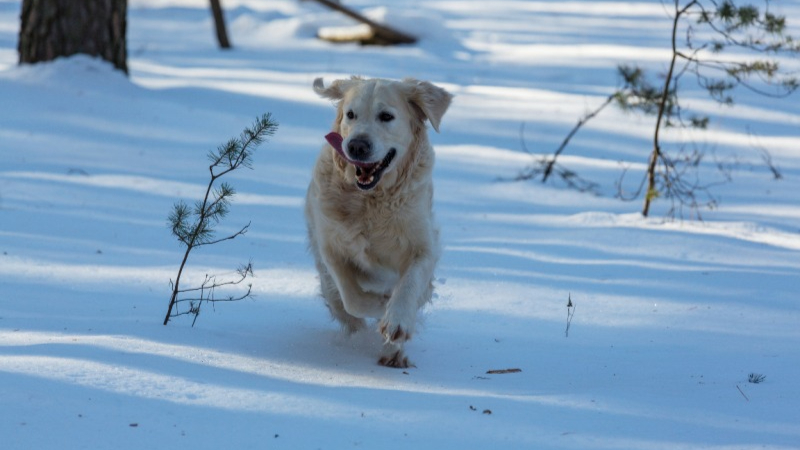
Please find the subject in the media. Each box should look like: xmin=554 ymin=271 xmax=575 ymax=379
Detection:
xmin=305 ymin=76 xmax=452 ymax=368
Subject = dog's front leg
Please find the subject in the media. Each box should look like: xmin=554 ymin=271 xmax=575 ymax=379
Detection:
xmin=378 ymin=254 xmax=435 ymax=366
xmin=322 ymin=251 xmax=388 ymax=319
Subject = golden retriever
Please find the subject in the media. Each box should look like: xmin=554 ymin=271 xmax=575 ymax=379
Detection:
xmin=306 ymin=76 xmax=452 ymax=368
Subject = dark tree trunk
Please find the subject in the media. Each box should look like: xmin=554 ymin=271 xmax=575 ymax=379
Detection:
xmin=18 ymin=0 xmax=128 ymax=74
xmin=209 ymin=0 xmax=232 ymax=49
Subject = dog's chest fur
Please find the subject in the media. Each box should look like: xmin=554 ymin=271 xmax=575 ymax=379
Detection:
xmin=329 ymin=181 xmax=431 ymax=263
xmin=314 ymin=161 xmax=432 ymax=285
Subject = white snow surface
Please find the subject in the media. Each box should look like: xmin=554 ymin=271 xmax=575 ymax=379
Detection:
xmin=2 ymin=1 xmax=800 ymax=449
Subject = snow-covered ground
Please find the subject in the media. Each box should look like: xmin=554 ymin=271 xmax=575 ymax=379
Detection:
xmin=2 ymin=1 xmax=799 ymax=448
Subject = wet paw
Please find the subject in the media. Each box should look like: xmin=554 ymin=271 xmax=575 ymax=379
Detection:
xmin=378 ymin=350 xmax=413 ymax=369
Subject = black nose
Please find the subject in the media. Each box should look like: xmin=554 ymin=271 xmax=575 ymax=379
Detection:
xmin=347 ymin=136 xmax=372 ymax=161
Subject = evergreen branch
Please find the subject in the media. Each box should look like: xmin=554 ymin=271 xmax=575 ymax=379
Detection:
xmin=511 ymin=0 xmax=796 ymax=219
xmin=164 ymin=114 xmax=277 ymax=325
xmin=191 ymin=222 xmax=250 ymax=248
xmin=675 ymin=51 xmax=798 ymax=99
xmin=694 ymin=1 xmax=797 ymax=53
xmin=616 ymin=0 xmax=798 ymax=217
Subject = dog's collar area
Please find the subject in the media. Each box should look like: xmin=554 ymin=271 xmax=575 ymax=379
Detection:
xmin=325 ymin=132 xmax=396 ymax=191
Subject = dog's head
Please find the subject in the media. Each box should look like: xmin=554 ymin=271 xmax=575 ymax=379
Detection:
xmin=314 ymin=76 xmax=452 ymax=191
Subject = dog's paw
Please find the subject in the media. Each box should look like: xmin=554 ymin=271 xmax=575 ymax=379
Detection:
xmin=379 ymin=320 xmax=411 ymax=344
xmin=378 ymin=350 xmax=413 ymax=369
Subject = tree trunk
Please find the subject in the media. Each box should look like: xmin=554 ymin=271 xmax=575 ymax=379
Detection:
xmin=209 ymin=0 xmax=232 ymax=49
xmin=18 ymin=0 xmax=128 ymax=74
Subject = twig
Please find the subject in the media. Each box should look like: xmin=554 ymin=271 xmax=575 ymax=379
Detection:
xmin=512 ymin=92 xmax=618 ymax=194
xmin=510 ymin=124 xmax=601 ymax=194
xmin=486 ymin=368 xmax=522 ymax=374
xmin=565 ymin=293 xmax=575 ymax=337
xmin=746 ymin=127 xmax=783 ymax=180
xmin=542 ymin=94 xmax=616 ymax=182
xmin=736 ymin=384 xmax=750 ymax=401
xmin=170 ymin=262 xmax=255 ymax=327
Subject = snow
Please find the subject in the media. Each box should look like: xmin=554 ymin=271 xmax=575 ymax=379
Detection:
xmin=1 ymin=0 xmax=799 ymax=448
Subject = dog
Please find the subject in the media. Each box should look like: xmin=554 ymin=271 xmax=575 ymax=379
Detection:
xmin=305 ymin=76 xmax=452 ymax=368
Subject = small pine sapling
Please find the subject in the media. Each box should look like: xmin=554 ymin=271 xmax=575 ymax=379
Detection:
xmin=163 ymin=114 xmax=278 ymax=325
xmin=613 ymin=0 xmax=799 ymax=218
xmin=514 ymin=1 xmax=797 ymax=219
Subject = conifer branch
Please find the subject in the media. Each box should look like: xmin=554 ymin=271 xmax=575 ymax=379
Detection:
xmin=510 ymin=0 xmax=796 ymax=219
xmin=614 ymin=0 xmax=798 ymax=218
xmin=163 ymin=114 xmax=278 ymax=325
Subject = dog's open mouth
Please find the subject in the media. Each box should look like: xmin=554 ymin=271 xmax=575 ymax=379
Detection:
xmin=325 ymin=132 xmax=396 ymax=191
xmin=353 ymin=149 xmax=396 ymax=190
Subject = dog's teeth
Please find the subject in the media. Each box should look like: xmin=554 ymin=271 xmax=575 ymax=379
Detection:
xmin=356 ymin=174 xmax=375 ymax=185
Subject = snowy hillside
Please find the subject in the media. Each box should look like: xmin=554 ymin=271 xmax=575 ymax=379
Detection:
xmin=1 ymin=1 xmax=799 ymax=449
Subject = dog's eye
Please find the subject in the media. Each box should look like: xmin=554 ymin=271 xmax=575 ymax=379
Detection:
xmin=379 ymin=112 xmax=394 ymax=123
xmin=346 ymin=110 xmax=356 ymax=120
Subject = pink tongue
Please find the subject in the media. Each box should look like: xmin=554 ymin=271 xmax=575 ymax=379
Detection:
xmin=325 ymin=132 xmax=344 ymax=152
xmin=325 ymin=131 xmax=374 ymax=168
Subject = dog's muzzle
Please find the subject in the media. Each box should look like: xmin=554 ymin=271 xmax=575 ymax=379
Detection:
xmin=326 ymin=132 xmax=397 ymax=191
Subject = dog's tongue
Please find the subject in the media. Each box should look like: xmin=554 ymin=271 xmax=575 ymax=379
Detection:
xmin=325 ymin=131 xmax=386 ymax=188
xmin=325 ymin=132 xmax=344 ymax=153
xmin=325 ymin=132 xmax=375 ymax=169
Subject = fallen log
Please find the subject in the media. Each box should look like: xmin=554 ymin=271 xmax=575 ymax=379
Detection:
xmin=311 ymin=0 xmax=417 ymax=45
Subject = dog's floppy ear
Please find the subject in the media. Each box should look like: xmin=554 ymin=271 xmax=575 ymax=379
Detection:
xmin=404 ymin=78 xmax=453 ymax=133
xmin=313 ymin=76 xmax=363 ymax=100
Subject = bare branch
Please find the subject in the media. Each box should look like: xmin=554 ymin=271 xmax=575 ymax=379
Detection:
xmin=542 ymin=94 xmax=616 ymax=182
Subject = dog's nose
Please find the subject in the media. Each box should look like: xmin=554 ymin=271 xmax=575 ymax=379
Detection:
xmin=347 ymin=136 xmax=372 ymax=161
